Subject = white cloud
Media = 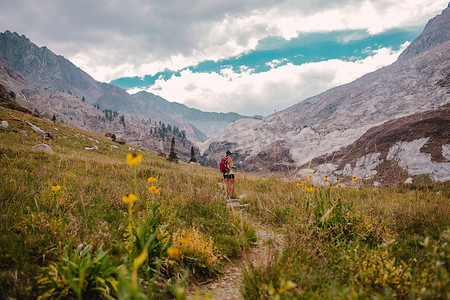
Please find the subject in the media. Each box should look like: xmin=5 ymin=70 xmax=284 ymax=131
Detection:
xmin=131 ymin=43 xmax=408 ymax=116
xmin=266 ymin=58 xmax=289 ymax=69
xmin=4 ymin=0 xmax=442 ymax=82
xmin=255 ymin=0 xmax=447 ymax=37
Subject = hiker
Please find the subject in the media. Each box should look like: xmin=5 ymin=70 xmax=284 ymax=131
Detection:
xmin=222 ymin=150 xmax=237 ymax=199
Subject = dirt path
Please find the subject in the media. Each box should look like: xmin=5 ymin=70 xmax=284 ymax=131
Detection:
xmin=187 ymin=214 xmax=283 ymax=300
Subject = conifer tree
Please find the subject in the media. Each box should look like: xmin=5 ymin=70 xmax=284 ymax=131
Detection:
xmin=167 ymin=137 xmax=179 ymax=163
xmin=189 ymin=146 xmax=197 ymax=163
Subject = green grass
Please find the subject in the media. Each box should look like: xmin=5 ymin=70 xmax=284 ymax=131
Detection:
xmin=240 ymin=177 xmax=449 ymax=299
xmin=0 ymin=106 xmax=449 ymax=299
xmin=0 ymin=107 xmax=255 ymax=298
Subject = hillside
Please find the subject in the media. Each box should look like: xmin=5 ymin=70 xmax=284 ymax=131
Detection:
xmin=134 ymin=91 xmax=250 ymax=138
xmin=0 ymin=59 xmax=199 ymax=163
xmin=0 ymin=30 xmax=207 ymax=142
xmin=1 ymin=103 xmax=448 ymax=299
xmin=201 ymin=5 xmax=450 ymax=183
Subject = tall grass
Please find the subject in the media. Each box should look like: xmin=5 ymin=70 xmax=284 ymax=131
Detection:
xmin=0 ymin=107 xmax=255 ymax=298
xmin=240 ymin=175 xmax=449 ymax=299
xmin=0 ymin=107 xmax=448 ymax=299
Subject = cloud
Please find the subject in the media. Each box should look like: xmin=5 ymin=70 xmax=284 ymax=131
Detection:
xmin=130 ymin=43 xmax=408 ymax=116
xmin=266 ymin=58 xmax=289 ymax=69
xmin=0 ymin=0 xmax=445 ymax=83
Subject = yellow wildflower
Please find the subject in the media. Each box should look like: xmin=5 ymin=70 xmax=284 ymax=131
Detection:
xmin=307 ymin=174 xmax=313 ymax=178
xmin=179 ymin=235 xmax=189 ymax=244
xmin=149 ymin=186 xmax=159 ymax=194
xmin=51 ymin=184 xmax=61 ymax=191
xmin=329 ymin=182 xmax=333 ymax=187
xmin=126 ymin=152 xmax=142 ymax=166
xmin=148 ymin=176 xmax=157 ymax=183
xmin=308 ymin=187 xmax=313 ymax=192
xmin=303 ymin=188 xmax=306 ymax=192
xmin=323 ymin=176 xmax=328 ymax=181
xmin=122 ymin=193 xmax=137 ymax=205
xmin=278 ymin=280 xmax=296 ymax=294
xmin=352 ymin=176 xmax=358 ymax=181
xmin=296 ymin=182 xmax=302 ymax=186
xmin=167 ymin=247 xmax=181 ymax=260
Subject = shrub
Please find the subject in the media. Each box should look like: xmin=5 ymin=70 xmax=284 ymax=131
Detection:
xmin=337 ymin=242 xmax=412 ymax=298
xmin=129 ymin=204 xmax=172 ymax=277
xmin=170 ymin=226 xmax=221 ymax=278
xmin=37 ymin=244 xmax=118 ymax=299
xmin=412 ymin=229 xmax=449 ymax=299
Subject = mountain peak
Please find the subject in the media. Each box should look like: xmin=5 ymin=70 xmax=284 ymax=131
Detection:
xmin=398 ymin=4 xmax=450 ymax=61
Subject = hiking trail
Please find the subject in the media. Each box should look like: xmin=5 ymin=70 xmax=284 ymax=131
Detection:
xmin=187 ymin=205 xmax=284 ymax=300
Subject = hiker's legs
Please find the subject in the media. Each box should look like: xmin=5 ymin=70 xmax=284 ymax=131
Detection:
xmin=230 ymin=177 xmax=235 ymax=198
xmin=224 ymin=178 xmax=229 ymax=197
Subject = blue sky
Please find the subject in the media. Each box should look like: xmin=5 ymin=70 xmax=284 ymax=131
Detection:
xmin=111 ymin=28 xmax=419 ymax=90
xmin=0 ymin=0 xmax=448 ymax=116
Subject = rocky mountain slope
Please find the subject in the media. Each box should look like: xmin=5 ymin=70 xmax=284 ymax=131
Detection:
xmin=0 ymin=30 xmax=206 ymax=142
xmin=0 ymin=58 xmax=198 ymax=162
xmin=201 ymin=5 xmax=450 ymax=183
xmin=303 ymin=104 xmax=450 ymax=184
xmin=133 ymin=91 xmax=250 ymax=138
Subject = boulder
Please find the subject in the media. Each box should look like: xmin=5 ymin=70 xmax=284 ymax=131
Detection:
xmin=25 ymin=121 xmax=52 ymax=138
xmin=31 ymin=144 xmax=54 ymax=154
xmin=85 ymin=145 xmax=99 ymax=151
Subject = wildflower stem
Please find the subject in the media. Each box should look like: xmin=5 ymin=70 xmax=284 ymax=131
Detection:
xmin=132 ymin=167 xmax=139 ymax=199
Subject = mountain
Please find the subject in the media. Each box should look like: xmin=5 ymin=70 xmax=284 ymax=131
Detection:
xmin=0 ymin=57 xmax=199 ymax=163
xmin=0 ymin=30 xmax=206 ymax=142
xmin=304 ymin=104 xmax=450 ymax=184
xmin=201 ymin=5 xmax=450 ymax=183
xmin=398 ymin=3 xmax=450 ymax=61
xmin=133 ymin=91 xmax=250 ymax=138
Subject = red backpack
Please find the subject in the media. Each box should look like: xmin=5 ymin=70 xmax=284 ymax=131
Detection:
xmin=219 ymin=157 xmax=230 ymax=173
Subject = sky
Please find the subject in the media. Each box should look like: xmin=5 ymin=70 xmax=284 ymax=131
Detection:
xmin=0 ymin=0 xmax=448 ymax=116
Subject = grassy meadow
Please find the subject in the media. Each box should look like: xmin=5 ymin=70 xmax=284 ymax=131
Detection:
xmin=0 ymin=106 xmax=448 ymax=299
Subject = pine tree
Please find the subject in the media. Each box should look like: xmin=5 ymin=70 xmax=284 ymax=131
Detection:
xmin=167 ymin=137 xmax=179 ymax=163
xmin=189 ymin=146 xmax=197 ymax=163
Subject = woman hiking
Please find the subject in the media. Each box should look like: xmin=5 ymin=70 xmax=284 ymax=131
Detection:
xmin=222 ymin=150 xmax=237 ymax=199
